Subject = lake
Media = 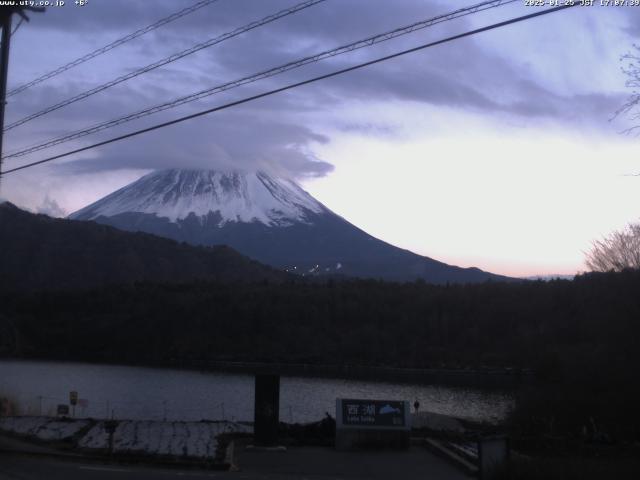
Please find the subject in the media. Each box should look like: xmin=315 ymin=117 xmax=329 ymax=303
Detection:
xmin=0 ymin=360 xmax=513 ymax=423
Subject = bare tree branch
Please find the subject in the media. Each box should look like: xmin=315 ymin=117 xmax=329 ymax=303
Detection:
xmin=585 ymin=222 xmax=640 ymax=272
xmin=613 ymin=44 xmax=640 ymax=135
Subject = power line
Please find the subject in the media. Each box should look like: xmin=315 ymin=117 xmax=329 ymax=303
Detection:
xmin=3 ymin=0 xmax=326 ymax=132
xmin=11 ymin=17 xmax=24 ymax=36
xmin=3 ymin=0 xmax=517 ymax=160
xmin=6 ymin=0 xmax=222 ymax=98
xmin=0 ymin=4 xmax=578 ymax=177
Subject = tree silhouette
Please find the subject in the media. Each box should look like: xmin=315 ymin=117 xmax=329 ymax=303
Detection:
xmin=585 ymin=222 xmax=640 ymax=272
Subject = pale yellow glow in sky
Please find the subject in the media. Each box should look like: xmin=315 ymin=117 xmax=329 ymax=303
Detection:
xmin=302 ymin=107 xmax=640 ymax=277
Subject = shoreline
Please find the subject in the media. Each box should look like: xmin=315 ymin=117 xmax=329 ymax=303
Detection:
xmin=0 ymin=356 xmax=533 ymax=389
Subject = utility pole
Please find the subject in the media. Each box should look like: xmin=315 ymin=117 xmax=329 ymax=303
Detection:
xmin=0 ymin=6 xmax=44 ymax=183
xmin=0 ymin=9 xmax=12 ymax=177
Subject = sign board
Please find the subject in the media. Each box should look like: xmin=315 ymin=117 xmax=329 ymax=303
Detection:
xmin=335 ymin=398 xmax=411 ymax=450
xmin=57 ymin=404 xmax=69 ymax=416
xmin=339 ymin=399 xmax=407 ymax=428
xmin=69 ymin=391 xmax=78 ymax=406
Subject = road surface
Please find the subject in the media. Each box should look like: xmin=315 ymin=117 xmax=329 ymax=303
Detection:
xmin=0 ymin=446 xmax=468 ymax=479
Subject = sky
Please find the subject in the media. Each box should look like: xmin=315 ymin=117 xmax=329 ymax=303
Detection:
xmin=1 ymin=0 xmax=639 ymax=277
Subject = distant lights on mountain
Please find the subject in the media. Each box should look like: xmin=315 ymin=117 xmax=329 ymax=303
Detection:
xmin=69 ymin=168 xmax=510 ymax=284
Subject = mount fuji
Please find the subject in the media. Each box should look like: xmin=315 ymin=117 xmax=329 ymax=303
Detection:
xmin=70 ymin=169 xmax=509 ymax=283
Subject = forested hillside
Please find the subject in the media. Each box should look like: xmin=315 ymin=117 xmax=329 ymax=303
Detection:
xmin=2 ymin=271 xmax=638 ymax=377
xmin=0 ymin=202 xmax=286 ymax=290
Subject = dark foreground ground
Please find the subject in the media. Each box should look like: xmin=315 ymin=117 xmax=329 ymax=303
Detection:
xmin=0 ymin=448 xmax=467 ymax=480
xmin=235 ymin=446 xmax=468 ymax=480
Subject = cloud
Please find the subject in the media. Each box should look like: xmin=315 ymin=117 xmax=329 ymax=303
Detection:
xmin=4 ymin=0 xmax=632 ymax=183
xmin=51 ymin=109 xmax=332 ymax=178
xmin=36 ymin=195 xmax=67 ymax=218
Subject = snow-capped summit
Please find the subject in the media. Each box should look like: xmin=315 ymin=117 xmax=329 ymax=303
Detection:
xmin=70 ymin=168 xmax=511 ymax=284
xmin=69 ymin=169 xmax=324 ymax=226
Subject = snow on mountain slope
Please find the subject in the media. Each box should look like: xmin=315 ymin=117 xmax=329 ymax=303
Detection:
xmin=69 ymin=168 xmax=513 ymax=284
xmin=69 ymin=169 xmax=325 ymax=226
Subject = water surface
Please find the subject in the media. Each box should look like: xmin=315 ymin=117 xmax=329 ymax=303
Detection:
xmin=0 ymin=360 xmax=512 ymax=423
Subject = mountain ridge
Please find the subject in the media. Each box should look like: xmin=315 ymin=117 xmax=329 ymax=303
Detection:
xmin=70 ymin=169 xmax=513 ymax=284
xmin=0 ymin=201 xmax=286 ymax=291
xmin=70 ymin=169 xmax=325 ymax=226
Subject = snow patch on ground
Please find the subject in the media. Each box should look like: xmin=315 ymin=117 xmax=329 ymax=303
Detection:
xmin=77 ymin=420 xmax=251 ymax=458
xmin=0 ymin=416 xmax=89 ymax=441
xmin=0 ymin=416 xmax=251 ymax=459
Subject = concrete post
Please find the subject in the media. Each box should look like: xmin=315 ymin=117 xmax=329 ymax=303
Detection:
xmin=478 ymin=434 xmax=510 ymax=480
xmin=254 ymin=374 xmax=280 ymax=446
